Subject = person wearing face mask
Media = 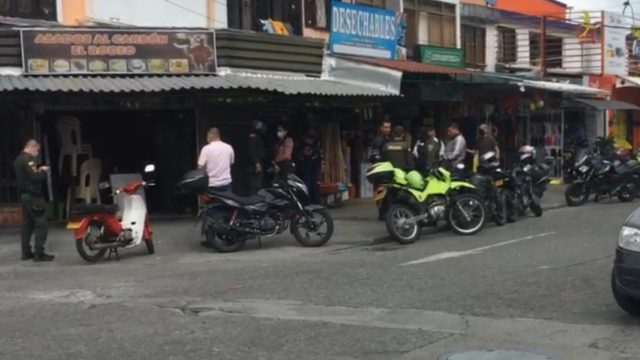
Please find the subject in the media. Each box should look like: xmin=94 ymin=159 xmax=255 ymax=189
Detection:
xmin=274 ymin=124 xmax=295 ymax=176
xmin=247 ymin=118 xmax=266 ymax=194
xmin=14 ymin=139 xmax=54 ymax=262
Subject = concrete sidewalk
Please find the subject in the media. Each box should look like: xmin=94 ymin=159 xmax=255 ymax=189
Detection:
xmin=329 ymin=184 xmax=567 ymax=221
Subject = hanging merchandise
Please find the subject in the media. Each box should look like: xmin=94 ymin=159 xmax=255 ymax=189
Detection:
xmin=321 ymin=120 xmax=347 ymax=185
xmin=612 ymin=111 xmax=632 ymax=150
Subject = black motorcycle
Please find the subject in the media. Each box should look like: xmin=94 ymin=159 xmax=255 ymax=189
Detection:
xmin=565 ymin=156 xmax=639 ymax=207
xmin=512 ymin=160 xmax=552 ymax=217
xmin=468 ymin=152 xmax=515 ymax=226
xmin=179 ymin=168 xmax=334 ymax=253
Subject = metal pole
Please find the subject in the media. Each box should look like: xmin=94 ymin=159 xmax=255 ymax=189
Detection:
xmin=561 ymin=110 xmax=565 ymax=182
xmin=540 ymin=16 xmax=546 ymax=76
xmin=601 ymin=11 xmax=605 ymax=75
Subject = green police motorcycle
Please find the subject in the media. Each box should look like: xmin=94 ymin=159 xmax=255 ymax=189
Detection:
xmin=367 ymin=162 xmax=486 ymax=244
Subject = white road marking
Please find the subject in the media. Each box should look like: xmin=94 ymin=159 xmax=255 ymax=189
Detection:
xmin=401 ymin=232 xmax=557 ymax=266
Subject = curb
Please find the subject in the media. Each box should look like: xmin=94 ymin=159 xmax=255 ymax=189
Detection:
xmin=542 ymin=203 xmax=565 ymax=211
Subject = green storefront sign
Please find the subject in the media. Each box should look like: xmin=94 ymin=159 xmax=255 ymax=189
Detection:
xmin=420 ymin=45 xmax=464 ymax=68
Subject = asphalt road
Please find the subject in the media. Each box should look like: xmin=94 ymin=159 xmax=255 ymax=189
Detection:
xmin=0 ymin=197 xmax=639 ymax=360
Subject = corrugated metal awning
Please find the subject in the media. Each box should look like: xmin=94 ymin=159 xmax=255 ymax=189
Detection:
xmin=0 ymin=73 xmax=397 ymax=96
xmin=571 ymin=98 xmax=640 ymax=110
xmin=518 ymin=79 xmax=608 ymax=95
xmin=343 ymin=56 xmax=470 ymax=75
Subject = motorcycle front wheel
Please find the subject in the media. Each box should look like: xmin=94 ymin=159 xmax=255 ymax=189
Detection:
xmin=516 ymin=193 xmax=527 ymax=216
xmin=565 ymin=182 xmax=589 ymax=207
xmin=493 ymin=189 xmax=508 ymax=226
xmin=506 ymin=191 xmax=518 ymax=223
xmin=385 ymin=204 xmax=420 ymax=244
xmin=448 ymin=193 xmax=486 ymax=235
xmin=530 ymin=195 xmax=543 ymax=217
xmin=617 ymin=182 xmax=639 ymax=203
xmin=205 ymin=227 xmax=246 ymax=253
xmin=292 ymin=210 xmax=334 ymax=247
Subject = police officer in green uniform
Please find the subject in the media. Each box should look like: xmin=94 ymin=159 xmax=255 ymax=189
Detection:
xmin=14 ymin=139 xmax=54 ymax=262
xmin=384 ymin=125 xmax=414 ymax=170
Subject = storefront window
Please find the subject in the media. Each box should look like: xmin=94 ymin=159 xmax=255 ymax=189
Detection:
xmin=530 ymin=32 xmax=563 ymax=69
xmin=462 ymin=25 xmax=486 ymax=69
xmin=0 ymin=0 xmax=56 ymax=21
xmin=304 ymin=0 xmax=331 ymax=29
xmin=425 ymin=1 xmax=456 ymax=47
xmin=355 ymin=0 xmax=387 ymax=7
xmin=497 ymin=26 xmax=517 ymax=64
xmin=228 ymin=0 xmax=303 ymax=35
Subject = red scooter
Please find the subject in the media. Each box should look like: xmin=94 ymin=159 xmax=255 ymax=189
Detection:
xmin=67 ymin=165 xmax=156 ymax=263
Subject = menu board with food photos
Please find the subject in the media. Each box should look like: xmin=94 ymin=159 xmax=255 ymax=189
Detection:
xmin=20 ymin=29 xmax=216 ymax=75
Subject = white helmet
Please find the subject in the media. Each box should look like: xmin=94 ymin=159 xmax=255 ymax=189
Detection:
xmin=519 ymin=145 xmax=536 ymax=161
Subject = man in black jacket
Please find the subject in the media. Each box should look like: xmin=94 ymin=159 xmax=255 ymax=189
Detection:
xmin=369 ymin=120 xmax=392 ymax=163
xmin=247 ymin=119 xmax=266 ymax=194
xmin=14 ymin=139 xmax=54 ymax=262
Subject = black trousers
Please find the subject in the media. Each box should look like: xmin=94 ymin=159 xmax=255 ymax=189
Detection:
xmin=277 ymin=160 xmax=295 ymax=177
xmin=248 ymin=171 xmax=263 ymax=195
xmin=20 ymin=193 xmax=48 ymax=255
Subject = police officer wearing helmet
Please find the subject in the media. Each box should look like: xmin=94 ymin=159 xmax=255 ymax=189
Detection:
xmin=14 ymin=139 xmax=54 ymax=262
xmin=519 ymin=145 xmax=536 ymax=165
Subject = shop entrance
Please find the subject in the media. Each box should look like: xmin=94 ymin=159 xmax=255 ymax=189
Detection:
xmin=42 ymin=110 xmax=197 ymax=215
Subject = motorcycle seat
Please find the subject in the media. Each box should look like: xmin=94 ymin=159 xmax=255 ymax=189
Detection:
xmin=208 ymin=191 xmax=265 ymax=205
xmin=71 ymin=203 xmax=119 ymax=215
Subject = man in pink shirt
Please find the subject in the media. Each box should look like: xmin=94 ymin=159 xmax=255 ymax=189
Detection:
xmin=198 ymin=127 xmax=235 ymax=192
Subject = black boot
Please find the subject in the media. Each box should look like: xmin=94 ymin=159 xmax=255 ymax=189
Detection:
xmin=21 ymin=251 xmax=34 ymax=261
xmin=34 ymin=253 xmax=55 ymax=262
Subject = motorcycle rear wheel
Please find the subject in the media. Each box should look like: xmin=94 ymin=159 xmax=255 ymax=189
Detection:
xmin=292 ymin=210 xmax=334 ymax=247
xmin=385 ymin=204 xmax=420 ymax=244
xmin=565 ymin=182 xmax=589 ymax=207
xmin=144 ymin=238 xmax=155 ymax=255
xmin=448 ymin=193 xmax=486 ymax=235
xmin=205 ymin=227 xmax=246 ymax=253
xmin=76 ymin=226 xmax=107 ymax=263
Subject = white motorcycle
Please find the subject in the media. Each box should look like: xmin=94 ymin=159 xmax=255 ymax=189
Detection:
xmin=67 ymin=164 xmax=156 ymax=262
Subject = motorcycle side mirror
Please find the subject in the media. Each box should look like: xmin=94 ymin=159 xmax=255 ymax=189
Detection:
xmin=144 ymin=164 xmax=156 ymax=173
xmin=98 ymin=181 xmax=111 ymax=190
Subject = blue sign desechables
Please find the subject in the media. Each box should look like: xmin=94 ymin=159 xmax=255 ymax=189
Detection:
xmin=329 ymin=1 xmax=405 ymax=60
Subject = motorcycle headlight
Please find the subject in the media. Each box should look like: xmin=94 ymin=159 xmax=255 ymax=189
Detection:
xmin=618 ymin=226 xmax=640 ymax=252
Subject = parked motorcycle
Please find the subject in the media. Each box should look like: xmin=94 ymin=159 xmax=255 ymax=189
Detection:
xmin=565 ymin=155 xmax=640 ymax=206
xmin=366 ymin=162 xmax=486 ymax=244
xmin=469 ymin=152 xmax=515 ymax=225
xmin=179 ymin=167 xmax=334 ymax=253
xmin=67 ymin=164 xmax=156 ymax=263
xmin=512 ymin=146 xmax=552 ymax=217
